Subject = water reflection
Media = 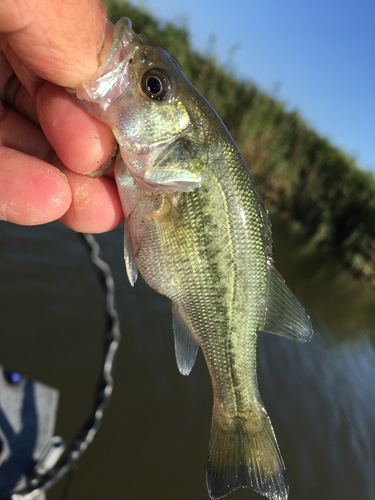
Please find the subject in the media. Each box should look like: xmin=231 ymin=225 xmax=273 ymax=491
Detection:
xmin=0 ymin=219 xmax=374 ymax=500
xmin=270 ymin=213 xmax=375 ymax=340
xmin=258 ymin=328 xmax=375 ymax=500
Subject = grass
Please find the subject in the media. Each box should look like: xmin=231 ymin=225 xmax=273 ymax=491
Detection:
xmin=103 ymin=0 xmax=375 ymax=289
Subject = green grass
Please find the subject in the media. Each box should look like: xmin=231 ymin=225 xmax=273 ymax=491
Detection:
xmin=103 ymin=0 xmax=375 ymax=288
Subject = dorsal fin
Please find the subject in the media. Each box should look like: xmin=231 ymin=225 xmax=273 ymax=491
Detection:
xmin=172 ymin=302 xmax=199 ymax=375
xmin=261 ymin=264 xmax=313 ymax=342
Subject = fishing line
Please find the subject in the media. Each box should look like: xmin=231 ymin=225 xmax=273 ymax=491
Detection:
xmin=58 ymin=464 xmax=78 ymax=500
xmin=8 ymin=233 xmax=121 ymax=500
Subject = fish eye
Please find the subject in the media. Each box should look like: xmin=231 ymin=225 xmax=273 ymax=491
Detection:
xmin=141 ymin=68 xmax=171 ymax=101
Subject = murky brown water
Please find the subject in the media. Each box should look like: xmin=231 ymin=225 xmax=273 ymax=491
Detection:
xmin=0 ymin=216 xmax=374 ymax=500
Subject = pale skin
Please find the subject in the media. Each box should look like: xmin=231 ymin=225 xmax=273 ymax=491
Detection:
xmin=0 ymin=0 xmax=123 ymax=233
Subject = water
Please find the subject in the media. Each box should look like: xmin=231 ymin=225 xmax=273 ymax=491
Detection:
xmin=0 ymin=216 xmax=374 ymax=500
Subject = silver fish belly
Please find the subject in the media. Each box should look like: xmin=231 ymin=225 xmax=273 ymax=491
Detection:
xmin=71 ymin=17 xmax=313 ymax=500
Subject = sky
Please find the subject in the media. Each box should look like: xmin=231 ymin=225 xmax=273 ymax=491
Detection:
xmin=130 ymin=0 xmax=375 ymax=173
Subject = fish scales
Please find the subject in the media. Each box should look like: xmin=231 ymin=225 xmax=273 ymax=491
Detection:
xmin=71 ymin=17 xmax=313 ymax=500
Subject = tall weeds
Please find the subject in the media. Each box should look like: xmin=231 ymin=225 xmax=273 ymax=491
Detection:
xmin=104 ymin=0 xmax=375 ymax=287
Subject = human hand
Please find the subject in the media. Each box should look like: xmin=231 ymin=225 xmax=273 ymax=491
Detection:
xmin=0 ymin=0 xmax=124 ymax=233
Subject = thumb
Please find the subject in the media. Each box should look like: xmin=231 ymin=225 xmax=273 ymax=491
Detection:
xmin=0 ymin=0 xmax=108 ymax=89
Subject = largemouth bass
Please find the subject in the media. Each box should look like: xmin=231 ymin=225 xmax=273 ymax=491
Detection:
xmin=72 ymin=18 xmax=313 ymax=500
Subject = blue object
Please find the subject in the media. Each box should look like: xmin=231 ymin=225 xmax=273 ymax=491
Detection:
xmin=2 ymin=368 xmax=22 ymax=385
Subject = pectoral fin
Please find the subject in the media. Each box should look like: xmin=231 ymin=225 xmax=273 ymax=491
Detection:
xmin=261 ymin=265 xmax=313 ymax=342
xmin=172 ymin=302 xmax=199 ymax=375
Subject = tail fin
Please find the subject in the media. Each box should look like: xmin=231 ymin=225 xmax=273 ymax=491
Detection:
xmin=206 ymin=406 xmax=288 ymax=500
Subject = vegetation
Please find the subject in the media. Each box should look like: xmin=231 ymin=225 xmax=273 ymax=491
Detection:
xmin=103 ymin=0 xmax=375 ymax=288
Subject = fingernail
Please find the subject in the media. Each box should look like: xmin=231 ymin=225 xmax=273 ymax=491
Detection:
xmin=84 ymin=145 xmax=118 ymax=178
xmin=98 ymin=20 xmax=115 ymax=66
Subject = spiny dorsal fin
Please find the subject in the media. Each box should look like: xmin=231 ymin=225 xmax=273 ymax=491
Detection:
xmin=261 ymin=264 xmax=313 ymax=342
xmin=124 ymin=221 xmax=138 ymax=287
xmin=172 ymin=302 xmax=199 ymax=376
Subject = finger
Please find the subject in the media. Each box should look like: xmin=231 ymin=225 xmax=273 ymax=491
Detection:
xmin=0 ymin=101 xmax=121 ymax=230
xmin=0 ymin=51 xmax=38 ymax=124
xmin=36 ymin=82 xmax=117 ymax=175
xmin=0 ymin=0 xmax=108 ymax=89
xmin=0 ymin=147 xmax=71 ymax=225
xmin=58 ymin=164 xmax=124 ymax=233
xmin=0 ymin=101 xmax=53 ymax=161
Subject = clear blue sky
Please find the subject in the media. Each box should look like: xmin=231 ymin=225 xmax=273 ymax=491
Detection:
xmin=130 ymin=0 xmax=375 ymax=173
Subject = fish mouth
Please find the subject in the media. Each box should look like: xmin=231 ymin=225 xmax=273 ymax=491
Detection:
xmin=79 ymin=18 xmax=139 ymax=110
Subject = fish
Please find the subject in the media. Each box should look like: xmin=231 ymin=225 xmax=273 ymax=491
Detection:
xmin=71 ymin=17 xmax=313 ymax=500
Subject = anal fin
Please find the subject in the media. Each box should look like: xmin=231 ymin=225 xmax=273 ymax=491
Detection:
xmin=261 ymin=265 xmax=313 ymax=342
xmin=172 ymin=302 xmax=199 ymax=376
